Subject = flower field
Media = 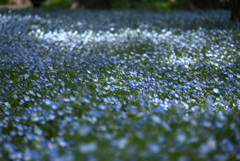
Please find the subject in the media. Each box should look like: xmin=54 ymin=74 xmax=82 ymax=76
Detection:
xmin=0 ymin=9 xmax=240 ymax=161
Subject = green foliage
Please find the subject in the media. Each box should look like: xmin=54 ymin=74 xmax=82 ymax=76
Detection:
xmin=111 ymin=0 xmax=186 ymax=10
xmin=0 ymin=0 xmax=9 ymax=4
xmin=40 ymin=0 xmax=186 ymax=10
xmin=41 ymin=0 xmax=73 ymax=8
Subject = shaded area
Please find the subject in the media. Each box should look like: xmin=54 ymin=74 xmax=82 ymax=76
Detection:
xmin=231 ymin=0 xmax=240 ymax=21
xmin=0 ymin=0 xmax=231 ymax=10
xmin=1 ymin=0 xmax=238 ymax=21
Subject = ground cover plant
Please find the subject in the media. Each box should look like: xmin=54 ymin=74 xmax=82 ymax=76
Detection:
xmin=0 ymin=9 xmax=240 ymax=161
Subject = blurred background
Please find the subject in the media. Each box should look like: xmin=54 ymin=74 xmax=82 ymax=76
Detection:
xmin=0 ymin=0 xmax=239 ymax=20
xmin=0 ymin=0 xmax=230 ymax=10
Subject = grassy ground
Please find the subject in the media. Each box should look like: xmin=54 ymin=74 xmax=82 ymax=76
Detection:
xmin=0 ymin=9 xmax=240 ymax=161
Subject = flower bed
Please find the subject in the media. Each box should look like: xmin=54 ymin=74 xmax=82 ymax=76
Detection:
xmin=0 ymin=9 xmax=240 ymax=161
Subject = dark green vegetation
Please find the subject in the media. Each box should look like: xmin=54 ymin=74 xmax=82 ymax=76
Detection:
xmin=33 ymin=0 xmax=223 ymax=10
xmin=0 ymin=9 xmax=240 ymax=161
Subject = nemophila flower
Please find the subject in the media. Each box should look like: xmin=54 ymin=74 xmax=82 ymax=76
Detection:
xmin=216 ymin=111 xmax=226 ymax=121
xmin=80 ymin=97 xmax=90 ymax=104
xmin=56 ymin=137 xmax=68 ymax=147
xmin=147 ymin=142 xmax=160 ymax=153
xmin=177 ymin=156 xmax=189 ymax=161
xmin=213 ymin=88 xmax=220 ymax=94
xmin=13 ymin=93 xmax=18 ymax=99
xmin=214 ymin=154 xmax=229 ymax=161
xmin=79 ymin=142 xmax=97 ymax=154
xmin=4 ymin=102 xmax=11 ymax=108
xmin=9 ymin=152 xmax=23 ymax=160
xmin=151 ymin=115 xmax=161 ymax=124
xmin=36 ymin=93 xmax=42 ymax=98
xmin=98 ymin=104 xmax=107 ymax=110
xmin=112 ymin=137 xmax=128 ymax=150
xmin=13 ymin=116 xmax=21 ymax=122
xmin=57 ymin=110 xmax=64 ymax=116
xmin=31 ymin=114 xmax=40 ymax=122
xmin=51 ymin=103 xmax=58 ymax=110
xmin=25 ymin=132 xmax=35 ymax=141
xmin=88 ymin=110 xmax=102 ymax=118
xmin=23 ymin=149 xmax=41 ymax=161
xmin=78 ymin=125 xmax=92 ymax=136
xmin=188 ymin=137 xmax=199 ymax=143
xmin=70 ymin=96 xmax=76 ymax=102
xmin=62 ymin=98 xmax=71 ymax=102
xmin=206 ymin=137 xmax=217 ymax=151
xmin=19 ymin=99 xmax=25 ymax=105
xmin=206 ymin=95 xmax=214 ymax=109
xmin=236 ymin=153 xmax=240 ymax=160
xmin=176 ymin=132 xmax=186 ymax=143
xmin=17 ymin=131 xmax=24 ymax=136
xmin=46 ymin=113 xmax=56 ymax=121
xmin=43 ymin=99 xmax=52 ymax=106
xmin=220 ymin=138 xmax=235 ymax=153
xmin=14 ymin=123 xmax=24 ymax=131
xmin=28 ymin=90 xmax=35 ymax=95
xmin=199 ymin=143 xmax=212 ymax=157
xmin=215 ymin=121 xmax=224 ymax=128
xmin=103 ymin=133 xmax=113 ymax=140
xmin=34 ymin=126 xmax=43 ymax=136
xmin=10 ymin=131 xmax=17 ymax=136
xmin=24 ymin=95 xmax=30 ymax=102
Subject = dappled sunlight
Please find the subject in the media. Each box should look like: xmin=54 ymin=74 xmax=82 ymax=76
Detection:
xmin=0 ymin=9 xmax=240 ymax=161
